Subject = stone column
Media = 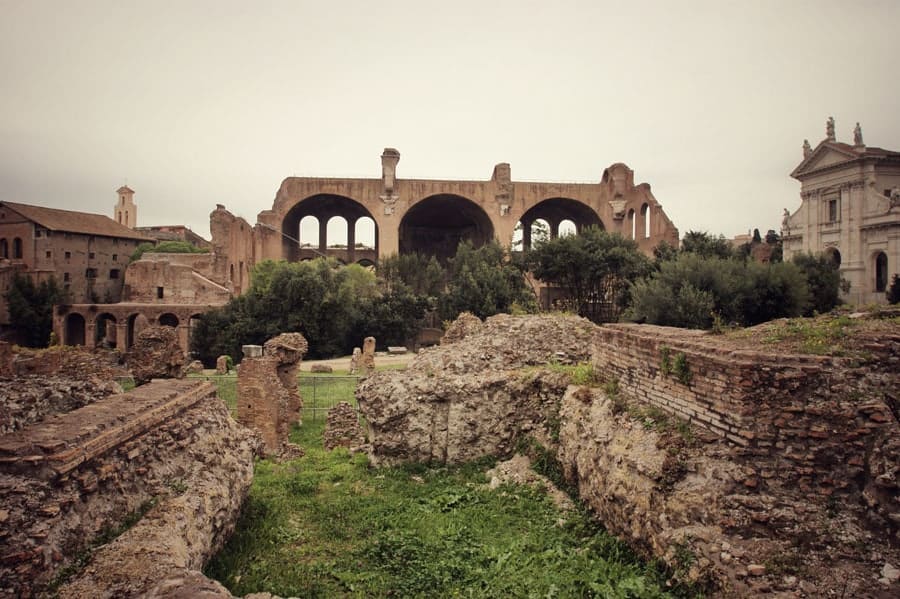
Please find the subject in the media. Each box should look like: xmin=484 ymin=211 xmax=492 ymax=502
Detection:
xmin=347 ymin=218 xmax=357 ymax=264
xmin=362 ymin=336 xmax=376 ymax=376
xmin=522 ymin=219 xmax=532 ymax=251
xmin=115 ymin=321 xmax=128 ymax=350
xmin=318 ymin=218 xmax=328 ymax=253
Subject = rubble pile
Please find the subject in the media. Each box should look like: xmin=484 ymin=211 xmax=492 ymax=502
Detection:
xmin=125 ymin=325 xmax=185 ymax=384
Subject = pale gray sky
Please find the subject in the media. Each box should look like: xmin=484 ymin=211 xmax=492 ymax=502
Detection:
xmin=2 ymin=0 xmax=898 ymax=242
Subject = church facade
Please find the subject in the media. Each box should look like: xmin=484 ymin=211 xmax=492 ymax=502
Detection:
xmin=783 ymin=118 xmax=900 ymax=305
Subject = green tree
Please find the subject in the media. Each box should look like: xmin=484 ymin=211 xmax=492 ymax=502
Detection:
xmin=377 ymin=253 xmax=445 ymax=296
xmin=629 ymin=253 xmax=809 ymax=329
xmin=439 ymin=240 xmax=536 ymax=321
xmin=526 ymin=227 xmax=652 ymax=322
xmin=886 ymin=274 xmax=900 ymax=305
xmin=4 ymin=274 xmax=69 ymax=347
xmin=791 ymin=252 xmax=842 ymax=315
xmin=680 ymin=230 xmax=735 ymax=260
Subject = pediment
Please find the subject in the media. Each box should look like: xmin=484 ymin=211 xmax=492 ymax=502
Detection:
xmin=791 ymin=142 xmax=860 ymax=178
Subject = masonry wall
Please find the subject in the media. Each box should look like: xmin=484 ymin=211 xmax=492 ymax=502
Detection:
xmin=0 ymin=379 xmax=257 ymax=597
xmin=593 ymin=323 xmax=899 ymax=495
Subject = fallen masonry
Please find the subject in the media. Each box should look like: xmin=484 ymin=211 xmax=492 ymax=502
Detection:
xmin=0 ymin=377 xmax=258 ymax=597
xmin=356 ymin=311 xmax=900 ymax=597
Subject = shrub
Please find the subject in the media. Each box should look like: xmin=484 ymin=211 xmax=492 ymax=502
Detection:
xmin=886 ymin=274 xmax=900 ymax=305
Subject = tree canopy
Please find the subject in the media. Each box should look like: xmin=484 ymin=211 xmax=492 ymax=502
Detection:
xmin=4 ymin=274 xmax=68 ymax=347
xmin=526 ymin=227 xmax=651 ymax=322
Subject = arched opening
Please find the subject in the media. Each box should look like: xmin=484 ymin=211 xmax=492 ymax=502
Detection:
xmin=159 ymin=313 xmax=179 ymax=328
xmin=531 ymin=219 xmax=551 ymax=247
xmin=94 ymin=313 xmax=117 ymax=348
xmin=559 ymin=219 xmax=577 ymax=238
xmin=282 ymin=194 xmax=376 ymax=262
xmin=641 ymin=204 xmax=650 ymax=239
xmin=0 ymin=238 xmax=7 ymax=258
xmin=188 ymin=313 xmax=203 ymax=357
xmin=628 ymin=209 xmax=636 ymax=240
xmin=65 ymin=313 xmax=86 ymax=346
xmin=824 ymin=247 xmax=841 ymax=268
xmin=12 ymin=238 xmax=22 ymax=259
xmin=355 ymin=217 xmax=376 ymax=250
xmin=126 ymin=313 xmax=140 ymax=348
xmin=875 ymin=252 xmax=888 ymax=292
xmin=518 ymin=198 xmax=602 ymax=251
xmin=326 ymin=216 xmax=349 ymax=249
xmin=299 ymin=215 xmax=320 ymax=249
xmin=400 ymin=194 xmax=494 ymax=262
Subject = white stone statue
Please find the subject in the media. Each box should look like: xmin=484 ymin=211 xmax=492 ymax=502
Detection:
xmin=781 ymin=208 xmax=791 ymax=233
xmin=802 ymin=139 xmax=812 ymax=158
xmin=826 ymin=116 xmax=835 ymax=141
xmin=853 ymin=122 xmax=864 ymax=146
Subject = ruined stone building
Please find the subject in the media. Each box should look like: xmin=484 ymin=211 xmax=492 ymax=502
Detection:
xmin=209 ymin=149 xmax=680 ymax=292
xmin=0 ymin=200 xmax=153 ymax=324
xmin=783 ymin=118 xmax=900 ymax=304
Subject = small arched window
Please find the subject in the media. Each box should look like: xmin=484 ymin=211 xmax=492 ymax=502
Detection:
xmin=875 ymin=252 xmax=888 ymax=292
xmin=12 ymin=238 xmax=22 ymax=259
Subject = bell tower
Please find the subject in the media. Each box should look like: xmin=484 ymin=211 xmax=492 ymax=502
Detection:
xmin=114 ymin=185 xmax=137 ymax=229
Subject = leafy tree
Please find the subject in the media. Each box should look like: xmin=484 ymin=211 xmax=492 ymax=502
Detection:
xmin=526 ymin=227 xmax=651 ymax=322
xmin=680 ymin=230 xmax=735 ymax=260
xmin=439 ymin=240 xmax=536 ymax=321
xmin=887 ymin=274 xmax=900 ymax=305
xmin=377 ymin=253 xmax=445 ymax=296
xmin=791 ymin=252 xmax=842 ymax=315
xmin=652 ymin=241 xmax=679 ymax=268
xmin=4 ymin=274 xmax=68 ymax=347
xmin=629 ymin=253 xmax=809 ymax=329
xmin=130 ymin=240 xmax=209 ymax=261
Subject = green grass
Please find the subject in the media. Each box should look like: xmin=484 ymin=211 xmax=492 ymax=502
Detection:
xmin=204 ymin=418 xmax=699 ymax=598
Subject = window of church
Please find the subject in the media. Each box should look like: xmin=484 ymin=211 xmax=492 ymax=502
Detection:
xmin=827 ymin=198 xmax=839 ymax=222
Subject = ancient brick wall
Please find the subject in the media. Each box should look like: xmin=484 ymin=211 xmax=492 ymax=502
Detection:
xmin=236 ymin=333 xmax=307 ymax=457
xmin=593 ymin=323 xmax=898 ymax=499
xmin=0 ymin=379 xmax=257 ymax=597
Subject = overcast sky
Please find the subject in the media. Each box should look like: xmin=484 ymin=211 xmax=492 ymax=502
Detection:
xmin=2 ymin=0 xmax=898 ymax=243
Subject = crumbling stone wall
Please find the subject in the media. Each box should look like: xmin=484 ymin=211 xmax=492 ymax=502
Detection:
xmin=592 ymin=323 xmax=899 ymax=511
xmin=357 ymin=313 xmax=900 ymax=596
xmin=0 ymin=379 xmax=258 ymax=597
xmin=125 ymin=325 xmax=185 ymax=384
xmin=357 ymin=314 xmax=599 ymax=465
xmin=236 ymin=333 xmax=307 ymax=457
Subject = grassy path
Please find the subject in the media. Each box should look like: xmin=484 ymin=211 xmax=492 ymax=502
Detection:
xmin=205 ymin=413 xmax=697 ymax=598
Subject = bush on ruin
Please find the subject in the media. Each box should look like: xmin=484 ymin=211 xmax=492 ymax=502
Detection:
xmin=628 ymin=253 xmax=809 ymax=329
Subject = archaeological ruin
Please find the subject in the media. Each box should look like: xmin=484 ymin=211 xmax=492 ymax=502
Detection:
xmin=357 ymin=311 xmax=900 ymax=596
xmin=0 ymin=343 xmax=258 ymax=597
xmin=209 ymin=149 xmax=679 ymax=302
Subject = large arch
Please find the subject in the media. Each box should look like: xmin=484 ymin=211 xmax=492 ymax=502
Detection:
xmin=281 ymin=194 xmax=377 ymax=262
xmin=400 ymin=194 xmax=494 ymax=262
xmin=517 ymin=198 xmax=603 ymax=251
